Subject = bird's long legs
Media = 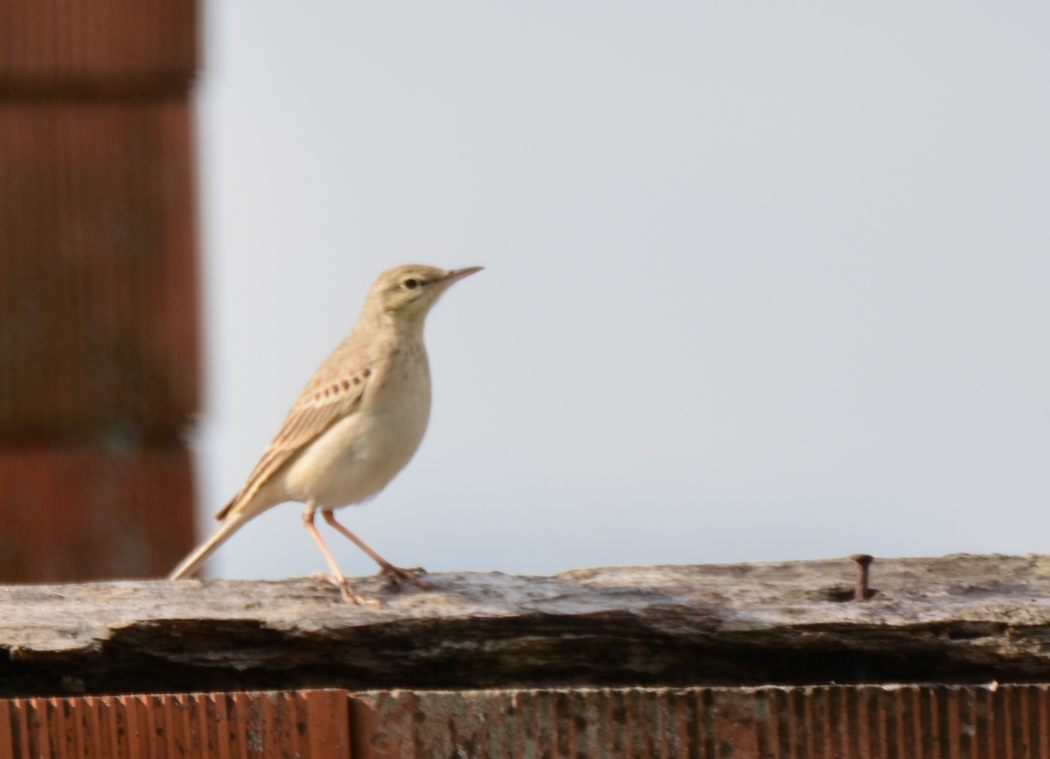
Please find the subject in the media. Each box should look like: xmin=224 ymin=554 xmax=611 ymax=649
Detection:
xmin=302 ymin=502 xmax=378 ymax=605
xmin=322 ymin=510 xmax=432 ymax=590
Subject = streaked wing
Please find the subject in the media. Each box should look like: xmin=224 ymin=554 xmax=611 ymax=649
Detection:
xmin=216 ymin=366 xmax=372 ymax=520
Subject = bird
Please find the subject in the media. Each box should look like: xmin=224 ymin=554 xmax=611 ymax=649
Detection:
xmin=169 ymin=263 xmax=482 ymax=604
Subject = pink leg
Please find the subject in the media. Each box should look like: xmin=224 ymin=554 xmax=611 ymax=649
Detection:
xmin=322 ymin=510 xmax=432 ymax=591
xmin=302 ymin=502 xmax=379 ymax=605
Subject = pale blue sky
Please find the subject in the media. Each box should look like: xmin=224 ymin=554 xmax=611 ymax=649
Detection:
xmin=194 ymin=3 xmax=1050 ymax=580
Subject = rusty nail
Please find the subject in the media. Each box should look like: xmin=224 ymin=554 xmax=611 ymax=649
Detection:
xmin=850 ymin=554 xmax=873 ymax=601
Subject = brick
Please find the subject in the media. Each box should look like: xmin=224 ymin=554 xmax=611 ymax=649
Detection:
xmin=347 ymin=685 xmax=1050 ymax=759
xmin=0 ymin=690 xmax=351 ymax=759
xmin=0 ymin=97 xmax=199 ymax=442
xmin=0 ymin=445 xmax=195 ymax=581
xmin=0 ymin=0 xmax=196 ymax=94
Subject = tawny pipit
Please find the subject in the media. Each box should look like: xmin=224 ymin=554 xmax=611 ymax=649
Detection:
xmin=169 ymin=264 xmax=482 ymax=604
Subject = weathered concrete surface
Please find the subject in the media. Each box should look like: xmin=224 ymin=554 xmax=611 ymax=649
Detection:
xmin=2 ymin=554 xmax=1050 ymax=695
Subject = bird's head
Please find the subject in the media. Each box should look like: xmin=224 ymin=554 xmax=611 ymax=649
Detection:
xmin=368 ymin=264 xmax=483 ymax=326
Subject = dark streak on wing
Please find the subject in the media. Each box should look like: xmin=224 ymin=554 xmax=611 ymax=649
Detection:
xmin=214 ymin=368 xmax=371 ymax=521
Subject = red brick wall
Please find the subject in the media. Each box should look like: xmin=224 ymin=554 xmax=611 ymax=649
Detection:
xmin=0 ymin=0 xmax=199 ymax=580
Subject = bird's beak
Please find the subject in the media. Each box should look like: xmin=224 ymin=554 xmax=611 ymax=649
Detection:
xmin=439 ymin=266 xmax=484 ymax=287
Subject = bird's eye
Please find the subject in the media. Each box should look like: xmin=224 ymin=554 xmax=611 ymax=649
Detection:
xmin=403 ymin=278 xmax=419 ymax=290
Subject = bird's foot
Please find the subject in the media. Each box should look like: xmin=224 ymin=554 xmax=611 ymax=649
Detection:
xmin=378 ymin=563 xmax=432 ymax=591
xmin=310 ymin=572 xmax=382 ymax=607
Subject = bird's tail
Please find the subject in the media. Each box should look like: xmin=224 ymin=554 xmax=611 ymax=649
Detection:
xmin=168 ymin=511 xmax=254 ymax=580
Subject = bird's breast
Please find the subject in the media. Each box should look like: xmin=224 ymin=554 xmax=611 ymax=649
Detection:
xmin=282 ymin=346 xmax=432 ymax=509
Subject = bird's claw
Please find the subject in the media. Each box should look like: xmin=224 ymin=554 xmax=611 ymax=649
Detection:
xmin=311 ymin=572 xmax=382 ymax=607
xmin=379 ymin=564 xmax=432 ymax=590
